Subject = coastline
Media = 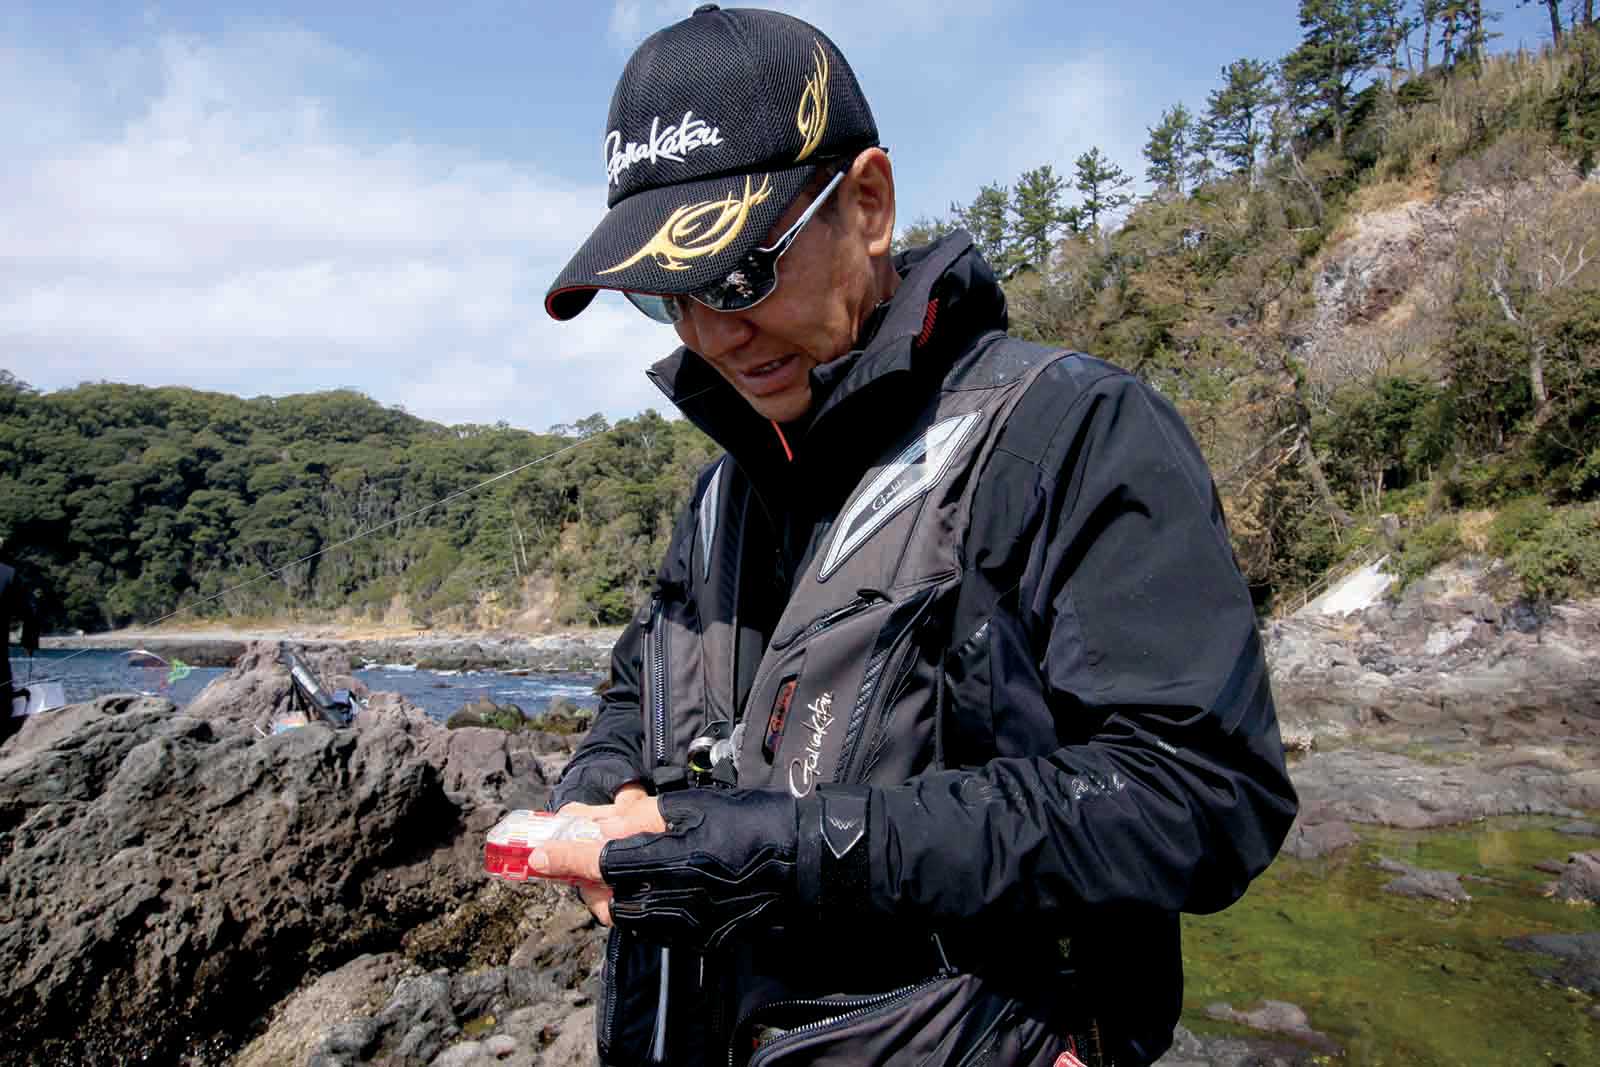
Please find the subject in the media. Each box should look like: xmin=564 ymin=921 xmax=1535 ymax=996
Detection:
xmin=40 ymin=623 xmax=624 ymax=672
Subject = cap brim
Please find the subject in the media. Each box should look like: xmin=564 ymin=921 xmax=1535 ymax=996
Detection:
xmin=545 ymin=163 xmax=817 ymax=321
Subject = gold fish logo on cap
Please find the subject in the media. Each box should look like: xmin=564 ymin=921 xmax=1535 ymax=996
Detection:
xmin=599 ymin=174 xmax=775 ymax=275
xmin=795 ymin=41 xmax=829 ymax=162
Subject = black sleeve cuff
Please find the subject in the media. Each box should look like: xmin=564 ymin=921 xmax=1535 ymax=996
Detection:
xmin=795 ymin=786 xmax=872 ymax=916
xmin=548 ymin=757 xmax=639 ymax=811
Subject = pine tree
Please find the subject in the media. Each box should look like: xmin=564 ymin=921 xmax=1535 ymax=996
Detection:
xmin=1368 ymin=0 xmax=1415 ymax=82
xmin=1144 ymin=103 xmax=1195 ymax=195
xmin=1073 ymin=147 xmax=1134 ymax=232
xmin=1418 ymin=0 xmax=1445 ymax=70
xmin=1205 ymin=59 xmax=1278 ymax=179
xmin=1281 ymin=0 xmax=1387 ymax=147
xmin=951 ymin=183 xmax=1015 ymax=274
xmin=1010 ymin=165 xmax=1072 ymax=269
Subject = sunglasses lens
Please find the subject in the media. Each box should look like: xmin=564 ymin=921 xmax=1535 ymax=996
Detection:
xmin=693 ymin=258 xmax=779 ymax=313
xmin=623 ymin=292 xmax=684 ymax=324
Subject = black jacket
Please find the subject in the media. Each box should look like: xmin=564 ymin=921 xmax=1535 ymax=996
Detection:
xmin=553 ymin=233 xmax=1297 ymax=1064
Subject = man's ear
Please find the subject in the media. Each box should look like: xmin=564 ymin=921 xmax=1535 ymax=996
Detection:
xmin=844 ymin=148 xmax=896 ymax=258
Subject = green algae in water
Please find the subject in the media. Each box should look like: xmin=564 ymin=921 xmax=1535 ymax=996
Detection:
xmin=1183 ymin=817 xmax=1600 ymax=1066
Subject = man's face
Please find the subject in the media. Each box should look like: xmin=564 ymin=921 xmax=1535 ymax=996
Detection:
xmin=671 ymin=158 xmax=889 ymax=424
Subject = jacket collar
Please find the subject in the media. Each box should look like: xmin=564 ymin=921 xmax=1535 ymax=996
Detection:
xmin=646 ymin=230 xmax=1003 ymax=472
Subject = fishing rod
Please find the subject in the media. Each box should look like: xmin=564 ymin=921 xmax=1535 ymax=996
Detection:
xmin=4 ymin=386 xmax=720 ymax=704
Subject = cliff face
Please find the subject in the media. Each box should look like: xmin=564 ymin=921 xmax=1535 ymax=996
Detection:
xmin=1269 ymin=558 xmax=1600 ymax=749
xmin=1295 ymin=163 xmax=1598 ymax=388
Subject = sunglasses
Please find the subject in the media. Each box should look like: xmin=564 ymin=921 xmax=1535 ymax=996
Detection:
xmin=623 ymin=165 xmax=849 ymax=325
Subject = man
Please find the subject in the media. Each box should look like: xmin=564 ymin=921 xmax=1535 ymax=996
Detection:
xmin=537 ymin=7 xmax=1296 ymax=1066
xmin=2 ymin=553 xmax=41 ymax=746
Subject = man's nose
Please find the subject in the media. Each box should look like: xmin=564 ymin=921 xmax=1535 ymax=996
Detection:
xmin=680 ymin=302 xmax=755 ymax=357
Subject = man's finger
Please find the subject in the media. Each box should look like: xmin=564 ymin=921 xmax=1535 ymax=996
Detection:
xmin=556 ymin=800 xmax=610 ymax=818
xmin=531 ymin=838 xmax=605 ymax=884
xmin=579 ymin=882 xmax=614 ymax=927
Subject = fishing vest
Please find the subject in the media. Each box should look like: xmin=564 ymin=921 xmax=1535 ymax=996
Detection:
xmin=600 ymin=338 xmax=1129 ymax=1067
xmin=636 ymin=333 xmax=1067 ymax=794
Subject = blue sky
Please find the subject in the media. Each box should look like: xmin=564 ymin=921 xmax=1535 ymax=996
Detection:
xmin=1 ymin=1 xmax=1561 ymax=432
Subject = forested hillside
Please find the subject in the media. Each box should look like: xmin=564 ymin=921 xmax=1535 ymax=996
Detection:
xmin=0 ymin=376 xmax=717 ymax=632
xmin=904 ymin=1 xmax=1600 ymax=606
xmin=4 ymin=2 xmax=1598 ymax=635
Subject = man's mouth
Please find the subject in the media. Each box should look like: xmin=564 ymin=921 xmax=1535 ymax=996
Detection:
xmin=747 ymin=355 xmax=791 ymax=377
xmin=738 ymin=354 xmax=799 ymax=393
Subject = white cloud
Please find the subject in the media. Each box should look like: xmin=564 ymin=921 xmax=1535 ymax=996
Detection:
xmin=0 ymin=23 xmax=671 ymax=432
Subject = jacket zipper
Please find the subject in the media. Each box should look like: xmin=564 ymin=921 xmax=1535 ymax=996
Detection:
xmin=730 ymin=978 xmax=942 ymax=1067
xmin=644 ymin=596 xmax=671 ymax=1061
xmin=768 ymin=588 xmax=885 ymax=652
xmin=647 ymin=594 xmax=669 ymax=767
xmin=600 ymin=928 xmax=623 ymax=1051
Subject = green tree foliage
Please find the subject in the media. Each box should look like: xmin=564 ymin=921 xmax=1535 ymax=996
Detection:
xmin=1145 ymin=103 xmax=1196 ymax=195
xmin=1072 ymin=147 xmax=1134 ymax=231
xmin=0 ymin=383 xmax=718 ymax=632
xmin=1010 ymin=164 xmax=1077 ymax=268
xmin=928 ymin=13 xmax=1600 ymax=607
xmin=895 ymin=214 xmax=956 ymax=253
xmin=1282 ymin=0 xmax=1389 ymax=146
xmin=950 ymin=182 xmax=1016 ymax=274
xmin=1206 ymin=59 xmax=1279 ymax=177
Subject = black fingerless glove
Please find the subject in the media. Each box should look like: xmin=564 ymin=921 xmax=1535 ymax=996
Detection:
xmin=600 ymin=786 xmax=872 ymax=950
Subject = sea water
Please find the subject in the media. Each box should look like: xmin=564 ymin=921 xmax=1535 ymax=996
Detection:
xmin=8 ymin=648 xmax=602 ymax=723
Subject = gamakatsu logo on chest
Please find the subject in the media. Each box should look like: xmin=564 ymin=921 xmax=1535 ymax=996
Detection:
xmin=787 ymin=692 xmax=834 ymax=798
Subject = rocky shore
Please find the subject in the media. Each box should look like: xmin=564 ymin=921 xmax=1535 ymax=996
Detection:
xmin=41 ymin=627 xmax=624 ymax=672
xmin=3 ymin=559 xmax=1598 ymax=1067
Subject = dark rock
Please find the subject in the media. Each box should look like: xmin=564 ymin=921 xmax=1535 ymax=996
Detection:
xmin=1374 ymin=856 xmax=1472 ymax=903
xmin=0 ymin=641 xmax=566 ymax=1067
xmin=539 ymin=699 xmax=595 ymax=737
xmin=1280 ymin=818 xmax=1359 ymax=859
xmin=1542 ymin=850 xmax=1600 ymax=905
xmin=288 ymin=882 xmax=605 ymax=1067
xmin=1154 ymin=1023 xmax=1330 ymax=1066
xmin=0 ymin=701 xmax=478 ymax=1064
xmin=1198 ymin=1001 xmax=1341 ymax=1056
xmin=184 ymin=640 xmax=366 ymax=734
xmin=448 ymin=698 xmax=528 ymax=732
xmin=1270 ymin=574 xmax=1600 ymax=749
xmin=1288 ymin=747 xmax=1594 ymax=829
xmin=235 ymin=953 xmax=403 ymax=1067
xmin=1504 ymin=933 xmax=1600 ymax=996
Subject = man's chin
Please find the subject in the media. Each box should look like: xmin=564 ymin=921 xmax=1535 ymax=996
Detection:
xmin=746 ymin=388 xmax=812 ymax=425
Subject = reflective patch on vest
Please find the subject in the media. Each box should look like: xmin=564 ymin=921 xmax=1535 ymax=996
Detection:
xmin=699 ymin=458 xmax=725 ymax=582
xmin=764 ymin=676 xmax=797 ymax=763
xmin=817 ymin=411 xmax=982 ymax=581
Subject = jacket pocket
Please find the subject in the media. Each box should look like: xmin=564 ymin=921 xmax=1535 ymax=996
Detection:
xmin=597 ymin=928 xmax=713 ymax=1066
xmin=736 ymin=579 xmax=949 ymax=795
xmin=736 ymin=972 xmax=1072 ymax=1067
xmin=638 ymin=587 xmax=711 ymax=777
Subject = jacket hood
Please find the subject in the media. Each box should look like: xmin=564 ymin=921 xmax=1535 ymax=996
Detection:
xmin=646 ymin=231 xmax=1008 ymax=471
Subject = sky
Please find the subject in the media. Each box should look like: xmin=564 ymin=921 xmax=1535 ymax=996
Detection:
xmin=0 ymin=1 xmax=1563 ymax=433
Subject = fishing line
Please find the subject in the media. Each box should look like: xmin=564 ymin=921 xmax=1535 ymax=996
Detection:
xmin=6 ymin=384 xmax=721 ymax=701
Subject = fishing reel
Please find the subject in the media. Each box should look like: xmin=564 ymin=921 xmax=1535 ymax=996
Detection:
xmin=652 ymin=720 xmax=738 ymax=792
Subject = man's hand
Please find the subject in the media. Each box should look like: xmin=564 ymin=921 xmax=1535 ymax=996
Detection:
xmin=543 ymin=783 xmax=665 ymax=925
xmin=599 ymin=788 xmax=801 ymax=950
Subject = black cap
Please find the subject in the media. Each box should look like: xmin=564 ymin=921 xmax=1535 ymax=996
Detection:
xmin=545 ymin=5 xmax=879 ymax=321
